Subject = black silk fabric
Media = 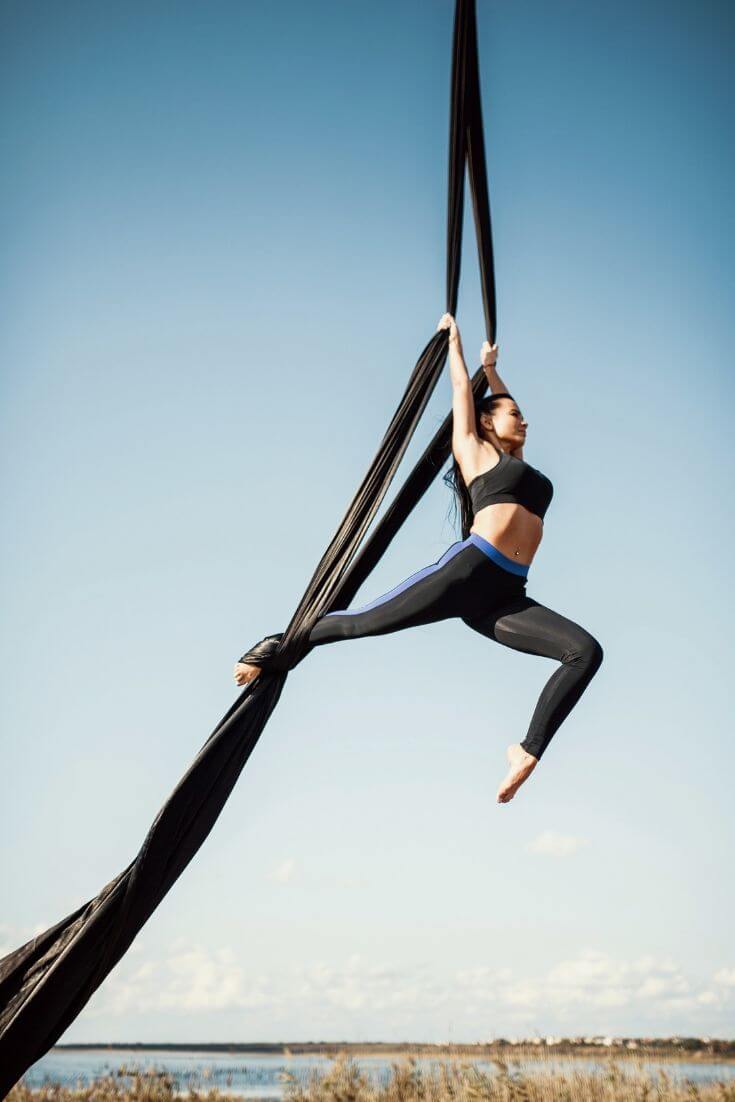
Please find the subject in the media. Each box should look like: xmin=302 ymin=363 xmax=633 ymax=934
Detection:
xmin=0 ymin=2 xmax=496 ymax=1093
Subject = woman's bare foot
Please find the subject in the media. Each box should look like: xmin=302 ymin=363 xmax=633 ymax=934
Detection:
xmin=497 ymin=743 xmax=538 ymax=803
xmin=234 ymin=661 xmax=262 ymax=686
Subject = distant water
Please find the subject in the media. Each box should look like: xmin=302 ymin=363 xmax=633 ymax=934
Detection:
xmin=22 ymin=1049 xmax=735 ymax=1097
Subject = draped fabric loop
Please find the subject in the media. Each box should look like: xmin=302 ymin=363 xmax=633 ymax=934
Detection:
xmin=0 ymin=1 xmax=495 ymax=1094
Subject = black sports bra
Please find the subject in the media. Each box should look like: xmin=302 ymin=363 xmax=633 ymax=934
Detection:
xmin=467 ymin=448 xmax=554 ymax=522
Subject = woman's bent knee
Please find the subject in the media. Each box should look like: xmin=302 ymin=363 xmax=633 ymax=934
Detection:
xmin=584 ymin=635 xmax=604 ymax=674
xmin=566 ymin=631 xmax=603 ymax=674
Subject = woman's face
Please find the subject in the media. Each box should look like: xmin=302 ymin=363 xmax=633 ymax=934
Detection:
xmin=480 ymin=398 xmax=527 ymax=449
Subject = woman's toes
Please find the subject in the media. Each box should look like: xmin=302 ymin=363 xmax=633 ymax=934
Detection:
xmin=496 ymin=745 xmax=538 ymax=803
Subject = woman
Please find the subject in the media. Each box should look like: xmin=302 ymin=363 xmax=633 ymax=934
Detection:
xmin=234 ymin=314 xmax=603 ymax=803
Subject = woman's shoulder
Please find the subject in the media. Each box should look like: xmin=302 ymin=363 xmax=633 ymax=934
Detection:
xmin=454 ymin=437 xmax=503 ymax=487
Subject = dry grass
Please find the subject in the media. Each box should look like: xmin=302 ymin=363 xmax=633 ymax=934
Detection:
xmin=283 ymin=1055 xmax=735 ymax=1102
xmin=8 ymin=1056 xmax=735 ymax=1102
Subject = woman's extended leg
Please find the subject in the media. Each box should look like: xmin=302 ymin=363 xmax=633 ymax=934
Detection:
xmin=308 ymin=538 xmax=487 ymax=647
xmin=236 ymin=537 xmax=526 ymax=682
xmin=463 ymin=595 xmax=604 ymax=762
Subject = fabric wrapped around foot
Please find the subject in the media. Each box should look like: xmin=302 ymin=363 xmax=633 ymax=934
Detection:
xmin=239 ymin=631 xmax=317 ymax=674
xmin=238 ymin=633 xmax=285 ymax=671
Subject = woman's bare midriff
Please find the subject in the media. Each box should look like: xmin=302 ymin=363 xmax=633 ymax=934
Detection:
xmin=470 ymin=503 xmax=543 ymax=567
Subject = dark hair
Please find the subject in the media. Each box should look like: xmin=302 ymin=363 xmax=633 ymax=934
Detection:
xmin=442 ymin=391 xmax=515 ymax=539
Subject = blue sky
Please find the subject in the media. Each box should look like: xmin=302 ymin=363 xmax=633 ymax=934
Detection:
xmin=1 ymin=0 xmax=734 ymax=1044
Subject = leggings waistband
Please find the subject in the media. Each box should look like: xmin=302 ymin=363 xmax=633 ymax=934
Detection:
xmin=468 ymin=532 xmax=530 ymax=577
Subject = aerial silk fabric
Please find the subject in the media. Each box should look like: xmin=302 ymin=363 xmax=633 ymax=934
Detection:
xmin=0 ymin=1 xmax=495 ymax=1093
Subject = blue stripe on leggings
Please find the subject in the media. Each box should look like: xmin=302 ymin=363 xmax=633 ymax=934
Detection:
xmin=469 ymin=532 xmax=530 ymax=576
xmin=323 ymin=539 xmax=470 ymax=618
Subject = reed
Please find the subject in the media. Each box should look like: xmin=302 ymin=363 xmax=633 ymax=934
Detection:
xmin=283 ymin=1055 xmax=735 ymax=1102
xmin=8 ymin=1056 xmax=735 ymax=1102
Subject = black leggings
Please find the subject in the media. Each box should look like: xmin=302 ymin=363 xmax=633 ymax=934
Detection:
xmin=308 ymin=534 xmax=603 ymax=760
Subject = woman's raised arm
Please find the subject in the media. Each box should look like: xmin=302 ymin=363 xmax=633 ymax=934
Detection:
xmin=481 ymin=340 xmax=509 ymax=394
xmin=481 ymin=341 xmax=524 ymax=459
xmin=437 ymin=313 xmax=479 ymax=449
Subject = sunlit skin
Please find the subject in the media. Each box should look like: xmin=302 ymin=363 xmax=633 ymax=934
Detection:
xmin=234 ymin=314 xmax=539 ymax=803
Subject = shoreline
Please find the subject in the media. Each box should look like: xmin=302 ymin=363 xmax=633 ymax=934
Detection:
xmin=52 ymin=1042 xmax=735 ymax=1064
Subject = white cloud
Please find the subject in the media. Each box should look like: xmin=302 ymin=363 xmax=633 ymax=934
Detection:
xmin=97 ymin=938 xmax=275 ymax=1015
xmin=267 ymin=858 xmax=296 ymax=883
xmin=262 ymin=860 xmax=368 ymax=892
xmin=448 ymin=949 xmax=730 ymax=1025
xmin=541 ymin=949 xmax=696 ymax=1010
xmin=8 ymin=912 xmax=734 ymax=1037
xmin=83 ymin=941 xmax=735 ymax=1033
xmin=525 ymin=830 xmax=589 ymax=857
xmin=0 ymin=925 xmax=16 ymax=958
xmin=0 ymin=920 xmax=54 ymax=959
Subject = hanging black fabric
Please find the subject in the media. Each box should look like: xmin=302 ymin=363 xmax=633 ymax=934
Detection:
xmin=0 ymin=1 xmax=495 ymax=1093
